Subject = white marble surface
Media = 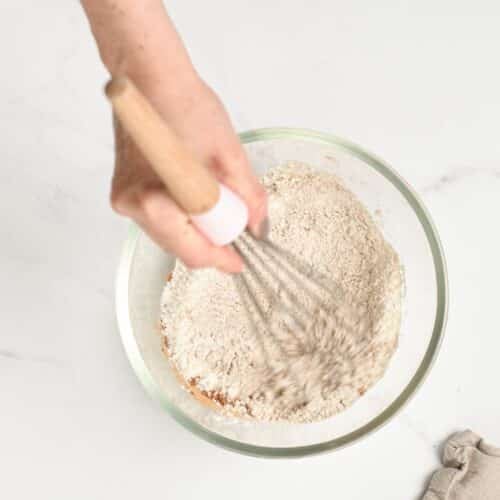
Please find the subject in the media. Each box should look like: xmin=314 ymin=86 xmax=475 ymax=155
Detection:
xmin=1 ymin=1 xmax=500 ymax=498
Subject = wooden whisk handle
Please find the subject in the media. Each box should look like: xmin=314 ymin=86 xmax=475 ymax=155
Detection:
xmin=105 ymin=76 xmax=220 ymax=215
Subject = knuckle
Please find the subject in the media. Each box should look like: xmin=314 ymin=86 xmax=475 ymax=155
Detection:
xmin=109 ymin=189 xmax=129 ymax=215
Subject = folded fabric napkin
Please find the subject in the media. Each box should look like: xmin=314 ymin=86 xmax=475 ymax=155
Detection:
xmin=423 ymin=430 xmax=500 ymax=500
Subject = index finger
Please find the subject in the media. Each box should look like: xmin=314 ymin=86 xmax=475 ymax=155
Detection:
xmin=214 ymin=142 xmax=268 ymax=237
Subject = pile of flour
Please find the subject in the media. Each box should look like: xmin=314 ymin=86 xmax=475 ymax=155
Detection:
xmin=160 ymin=162 xmax=402 ymax=423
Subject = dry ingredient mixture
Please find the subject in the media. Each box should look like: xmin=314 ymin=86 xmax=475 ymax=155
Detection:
xmin=160 ymin=162 xmax=402 ymax=423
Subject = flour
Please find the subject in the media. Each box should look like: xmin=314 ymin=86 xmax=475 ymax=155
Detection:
xmin=160 ymin=162 xmax=402 ymax=423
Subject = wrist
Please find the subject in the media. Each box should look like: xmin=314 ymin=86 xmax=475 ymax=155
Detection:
xmin=120 ymin=52 xmax=200 ymax=99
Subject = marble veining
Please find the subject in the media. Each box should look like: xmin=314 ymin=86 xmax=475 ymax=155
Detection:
xmin=2 ymin=1 xmax=500 ymax=499
xmin=0 ymin=349 xmax=68 ymax=369
xmin=421 ymin=165 xmax=500 ymax=194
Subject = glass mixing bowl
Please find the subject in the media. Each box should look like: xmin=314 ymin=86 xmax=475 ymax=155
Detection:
xmin=116 ymin=128 xmax=448 ymax=457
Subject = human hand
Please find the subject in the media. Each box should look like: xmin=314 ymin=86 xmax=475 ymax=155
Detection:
xmin=110 ymin=75 xmax=267 ymax=273
xmin=82 ymin=0 xmax=266 ymax=272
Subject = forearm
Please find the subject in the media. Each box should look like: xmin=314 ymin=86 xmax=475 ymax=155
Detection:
xmin=81 ymin=0 xmax=198 ymax=93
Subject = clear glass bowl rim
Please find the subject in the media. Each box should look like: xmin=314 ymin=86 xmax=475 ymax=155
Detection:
xmin=115 ymin=127 xmax=449 ymax=458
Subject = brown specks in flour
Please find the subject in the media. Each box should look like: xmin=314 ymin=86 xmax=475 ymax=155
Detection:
xmin=160 ymin=162 xmax=403 ymax=423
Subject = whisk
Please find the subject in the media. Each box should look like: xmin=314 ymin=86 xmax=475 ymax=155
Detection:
xmin=106 ymin=77 xmax=369 ymax=412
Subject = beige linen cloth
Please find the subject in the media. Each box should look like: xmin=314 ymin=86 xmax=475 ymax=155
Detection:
xmin=423 ymin=430 xmax=500 ymax=500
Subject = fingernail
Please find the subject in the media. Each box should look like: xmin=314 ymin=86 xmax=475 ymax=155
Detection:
xmin=250 ymin=217 xmax=270 ymax=240
xmin=215 ymin=249 xmax=244 ymax=274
